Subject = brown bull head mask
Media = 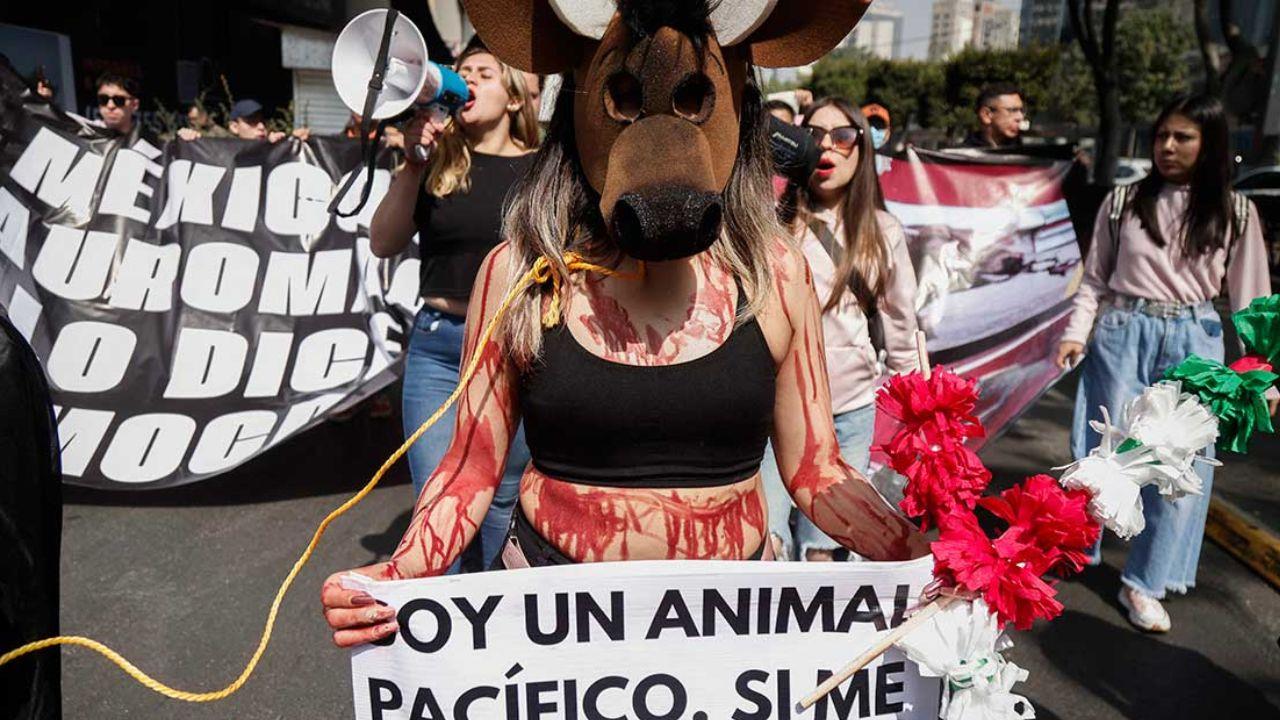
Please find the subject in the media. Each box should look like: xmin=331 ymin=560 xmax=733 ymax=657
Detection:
xmin=462 ymin=0 xmax=869 ymax=261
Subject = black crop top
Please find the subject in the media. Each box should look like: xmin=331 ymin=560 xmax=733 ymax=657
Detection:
xmin=518 ymin=289 xmax=776 ymax=488
xmin=414 ymin=151 xmax=534 ymax=299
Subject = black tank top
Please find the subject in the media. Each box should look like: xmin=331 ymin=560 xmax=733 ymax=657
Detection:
xmin=518 ymin=287 xmax=776 ymax=488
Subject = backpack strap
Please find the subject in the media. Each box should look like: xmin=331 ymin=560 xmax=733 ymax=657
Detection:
xmin=806 ymin=218 xmax=885 ymax=353
xmin=1225 ymin=190 xmax=1251 ymax=269
xmin=1108 ymin=184 xmax=1130 ymax=243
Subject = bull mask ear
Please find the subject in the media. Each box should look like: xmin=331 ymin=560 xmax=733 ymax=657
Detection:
xmin=460 ymin=0 xmax=588 ymax=73
xmin=732 ymin=1 xmax=871 ymax=68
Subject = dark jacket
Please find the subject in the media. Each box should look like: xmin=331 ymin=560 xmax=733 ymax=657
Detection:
xmin=0 ymin=309 xmax=62 ymax=720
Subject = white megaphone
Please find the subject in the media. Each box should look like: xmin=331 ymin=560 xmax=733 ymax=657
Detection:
xmin=332 ymin=9 xmax=471 ymax=161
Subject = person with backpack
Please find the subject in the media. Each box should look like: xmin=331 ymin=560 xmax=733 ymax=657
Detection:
xmin=1056 ymin=95 xmax=1275 ymax=632
xmin=764 ymin=97 xmax=922 ymax=561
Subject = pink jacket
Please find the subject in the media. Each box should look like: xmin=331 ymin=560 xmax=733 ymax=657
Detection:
xmin=1063 ymin=184 xmax=1271 ymax=345
xmin=800 ymin=208 xmax=921 ymax=414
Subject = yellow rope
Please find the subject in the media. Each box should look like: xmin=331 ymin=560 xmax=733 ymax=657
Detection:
xmin=0 ymin=251 xmax=641 ymax=702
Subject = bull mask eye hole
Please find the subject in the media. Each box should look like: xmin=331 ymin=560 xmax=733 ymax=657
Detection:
xmin=604 ymin=71 xmax=643 ymax=123
xmin=672 ymin=73 xmax=714 ymax=123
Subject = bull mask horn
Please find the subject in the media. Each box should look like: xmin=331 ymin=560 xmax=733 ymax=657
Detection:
xmin=463 ymin=0 xmax=872 ymax=72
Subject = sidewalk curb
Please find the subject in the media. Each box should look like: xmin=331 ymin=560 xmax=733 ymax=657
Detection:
xmin=1205 ymin=496 xmax=1280 ymax=592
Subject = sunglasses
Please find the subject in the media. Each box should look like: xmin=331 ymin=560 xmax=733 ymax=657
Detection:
xmin=97 ymin=94 xmax=132 ymax=108
xmin=806 ymin=125 xmax=863 ymax=152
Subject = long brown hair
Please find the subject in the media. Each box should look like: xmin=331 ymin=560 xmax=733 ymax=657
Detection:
xmin=780 ymin=97 xmax=887 ymax=315
xmin=426 ymin=39 xmax=541 ymax=197
xmin=1130 ymin=94 xmax=1240 ymax=257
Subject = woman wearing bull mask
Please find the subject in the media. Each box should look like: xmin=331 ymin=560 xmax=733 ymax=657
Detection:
xmin=323 ymin=0 xmax=927 ymax=646
xmin=764 ymin=98 xmax=922 ymax=562
xmin=369 ymin=37 xmax=540 ymax=573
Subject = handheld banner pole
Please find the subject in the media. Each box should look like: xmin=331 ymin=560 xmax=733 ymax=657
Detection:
xmin=916 ymin=330 xmax=930 ymax=381
xmin=797 ymin=595 xmax=958 ymax=712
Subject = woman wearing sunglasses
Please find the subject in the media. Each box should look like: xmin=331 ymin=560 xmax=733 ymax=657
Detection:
xmin=764 ymin=97 xmax=922 ymax=561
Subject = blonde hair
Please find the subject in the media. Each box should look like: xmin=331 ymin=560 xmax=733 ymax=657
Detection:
xmin=425 ymin=42 xmax=541 ymax=197
xmin=498 ymin=75 xmax=782 ymax=368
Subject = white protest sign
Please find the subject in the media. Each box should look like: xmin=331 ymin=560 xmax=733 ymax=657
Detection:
xmin=344 ymin=558 xmax=942 ymax=720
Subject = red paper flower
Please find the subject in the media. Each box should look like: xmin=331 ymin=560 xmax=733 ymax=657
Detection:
xmin=877 ymin=367 xmax=985 ymax=443
xmin=1229 ymin=354 xmax=1275 ymax=375
xmin=893 ymin=434 xmax=991 ymax=529
xmin=932 ymin=510 xmax=1063 ymax=630
xmin=979 ymin=475 xmax=1102 ymax=575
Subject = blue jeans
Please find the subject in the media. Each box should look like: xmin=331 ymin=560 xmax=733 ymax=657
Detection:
xmin=1070 ymin=299 xmax=1223 ymax=599
xmin=401 ymin=307 xmax=529 ymax=574
xmin=762 ymin=403 xmax=877 ymax=560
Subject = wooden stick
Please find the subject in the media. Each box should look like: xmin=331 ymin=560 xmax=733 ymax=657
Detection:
xmin=916 ymin=330 xmax=931 ymax=380
xmin=797 ymin=595 xmax=957 ymax=711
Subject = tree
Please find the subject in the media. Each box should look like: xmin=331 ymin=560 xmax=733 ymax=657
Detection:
xmin=1115 ymin=9 xmax=1195 ymax=125
xmin=1041 ymin=45 xmax=1098 ymax=129
xmin=864 ymin=59 xmax=945 ymax=130
xmin=1068 ymin=0 xmax=1122 ymax=186
xmin=1194 ymin=0 xmax=1273 ymax=128
xmin=1193 ymin=0 xmax=1225 ymax=96
xmin=941 ymin=46 xmax=1060 ymax=134
xmin=808 ymin=47 xmax=875 ymax=108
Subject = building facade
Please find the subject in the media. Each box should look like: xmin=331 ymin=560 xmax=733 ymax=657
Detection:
xmin=975 ymin=2 xmax=1019 ymax=50
xmin=845 ymin=3 xmax=905 ymax=59
xmin=929 ymin=0 xmax=975 ymax=59
xmin=929 ymin=0 xmax=1019 ymax=59
xmin=1019 ymin=0 xmax=1067 ymax=47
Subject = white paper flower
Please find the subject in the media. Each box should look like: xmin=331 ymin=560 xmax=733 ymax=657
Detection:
xmin=1059 ymin=453 xmax=1148 ymax=539
xmin=945 ymin=660 xmax=1037 ymax=720
xmin=1058 ymin=408 xmax=1161 ymax=538
xmin=896 ymin=599 xmax=1033 ymax=720
xmin=1119 ymin=381 xmax=1220 ymax=499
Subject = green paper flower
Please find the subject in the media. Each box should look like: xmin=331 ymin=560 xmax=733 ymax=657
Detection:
xmin=1164 ymin=355 xmax=1277 ymax=454
xmin=1232 ymin=294 xmax=1280 ymax=366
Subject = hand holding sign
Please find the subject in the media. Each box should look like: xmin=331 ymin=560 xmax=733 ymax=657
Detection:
xmin=322 ymin=569 xmax=399 ymax=648
xmin=342 ymin=560 xmax=942 ymax=720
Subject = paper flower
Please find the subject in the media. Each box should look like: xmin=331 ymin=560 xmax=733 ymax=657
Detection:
xmin=877 ymin=367 xmax=990 ymax=530
xmin=1056 ymin=409 xmax=1160 ymax=539
xmin=1165 ymin=355 xmax=1276 ymax=454
xmin=877 ymin=367 xmax=985 ymax=443
xmin=892 ymin=434 xmax=992 ymax=530
xmin=932 ymin=511 xmax=1062 ymax=631
xmin=896 ymin=598 xmax=1035 ymax=720
xmin=1230 ymin=354 xmax=1274 ymax=375
xmin=979 ymin=475 xmax=1101 ymax=575
xmin=944 ymin=661 xmax=1037 ymax=720
xmin=1115 ymin=381 xmax=1219 ymax=497
xmin=1233 ymin=294 xmax=1280 ymax=366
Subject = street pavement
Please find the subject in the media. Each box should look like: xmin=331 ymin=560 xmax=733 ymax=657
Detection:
xmin=56 ymin=372 xmax=1280 ymax=720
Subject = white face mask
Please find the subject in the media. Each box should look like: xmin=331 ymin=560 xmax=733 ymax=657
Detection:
xmin=870 ymin=127 xmax=889 ymax=150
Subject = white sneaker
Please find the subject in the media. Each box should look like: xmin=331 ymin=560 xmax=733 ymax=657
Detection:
xmin=1118 ymin=587 xmax=1171 ymax=633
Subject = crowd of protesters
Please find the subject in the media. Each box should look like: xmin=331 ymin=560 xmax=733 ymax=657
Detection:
xmin=20 ymin=59 xmax=1276 ymax=635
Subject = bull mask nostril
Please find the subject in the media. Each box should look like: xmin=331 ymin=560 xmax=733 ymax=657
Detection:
xmin=696 ymin=200 xmax=723 ymax=247
xmin=612 ymin=199 xmax=645 ymax=251
xmin=610 ymin=189 xmax=724 ymax=262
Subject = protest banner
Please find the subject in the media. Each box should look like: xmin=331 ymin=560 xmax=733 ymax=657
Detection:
xmin=876 ymin=148 xmax=1081 ymax=450
xmin=0 ymin=91 xmax=419 ymax=488
xmin=343 ymin=557 xmax=942 ymax=720
xmin=0 ymin=84 xmax=1080 ymax=490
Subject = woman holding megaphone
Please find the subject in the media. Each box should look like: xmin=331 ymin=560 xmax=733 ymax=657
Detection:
xmin=369 ymin=37 xmax=540 ymax=573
